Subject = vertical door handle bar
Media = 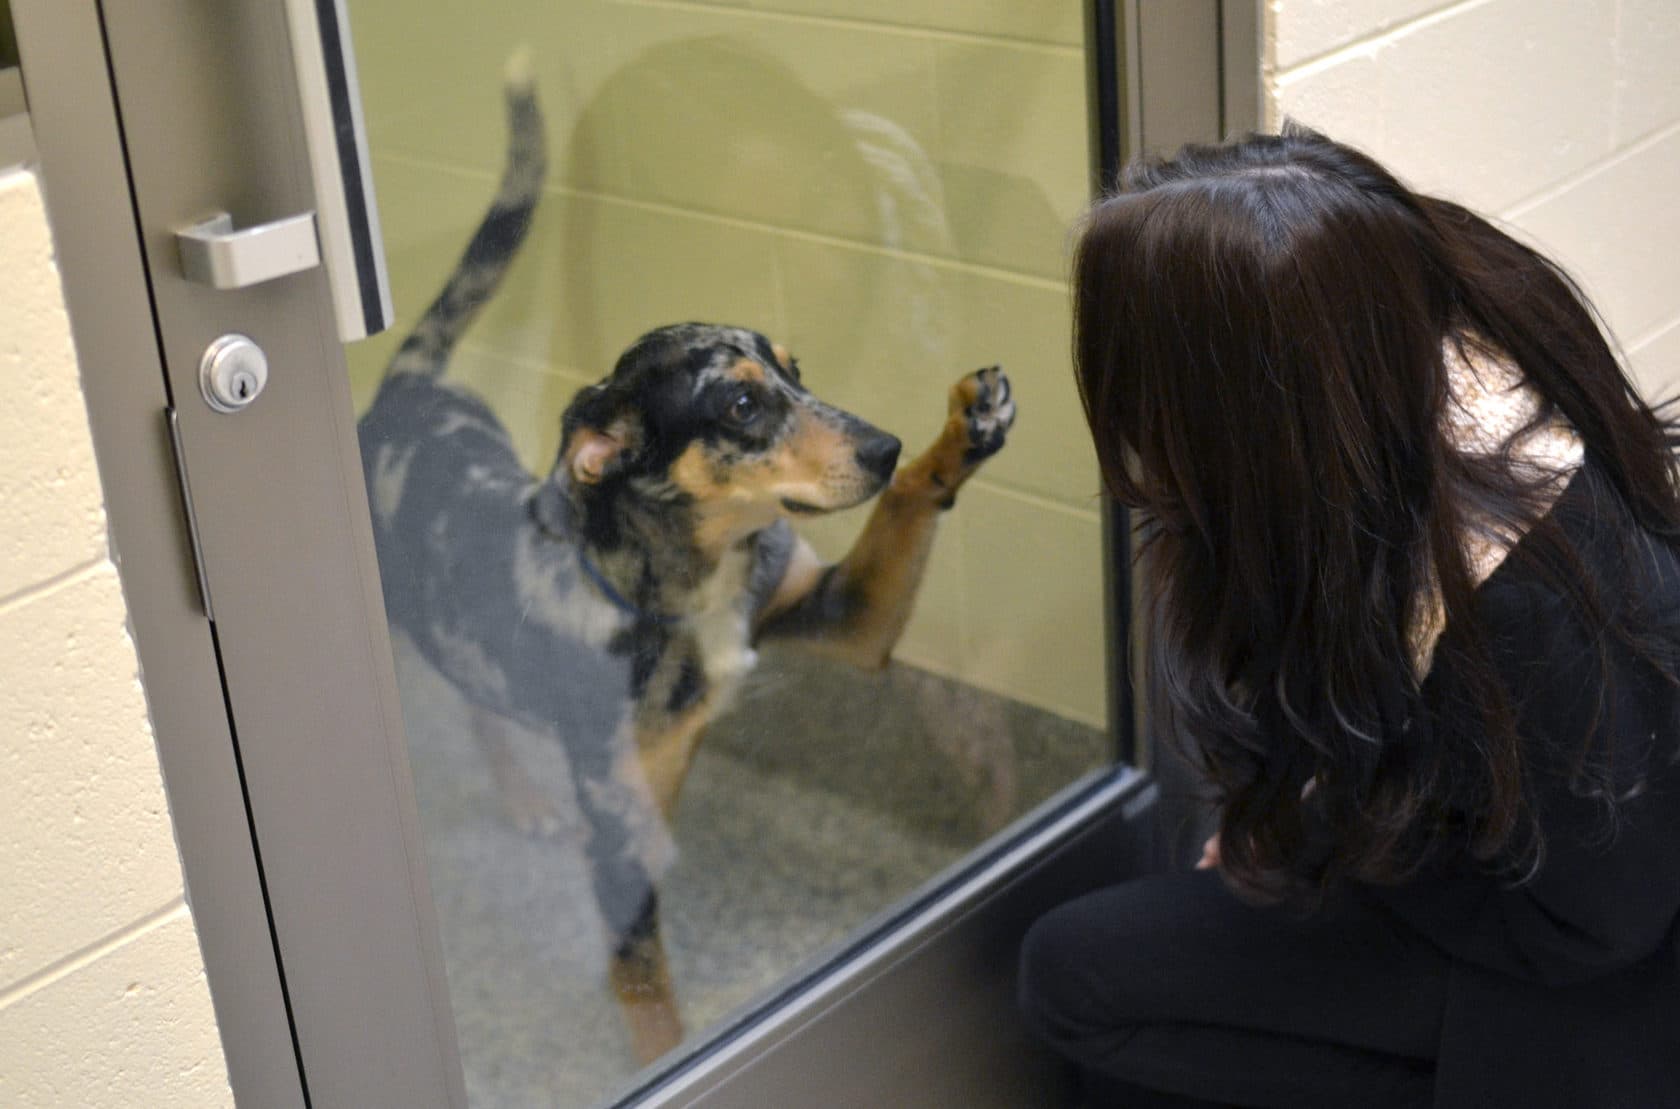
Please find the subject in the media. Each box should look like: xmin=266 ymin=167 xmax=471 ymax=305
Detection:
xmin=278 ymin=0 xmax=392 ymax=341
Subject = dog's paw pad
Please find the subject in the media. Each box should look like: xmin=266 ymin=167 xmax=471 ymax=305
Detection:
xmin=954 ymin=365 xmax=1015 ymax=464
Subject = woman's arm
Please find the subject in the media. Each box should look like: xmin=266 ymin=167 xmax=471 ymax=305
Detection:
xmin=1365 ymin=573 xmax=1680 ymax=987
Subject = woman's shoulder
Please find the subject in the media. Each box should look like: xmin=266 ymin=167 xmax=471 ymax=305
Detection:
xmin=1483 ymin=458 xmax=1680 ymax=623
xmin=1466 ymin=459 xmax=1680 ymax=778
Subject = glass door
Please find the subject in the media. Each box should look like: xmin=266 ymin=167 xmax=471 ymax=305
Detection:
xmin=345 ymin=7 xmax=1111 ymax=1104
xmin=17 ymin=0 xmax=1250 ymax=1104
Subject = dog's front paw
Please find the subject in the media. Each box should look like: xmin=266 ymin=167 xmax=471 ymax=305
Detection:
xmin=950 ymin=365 xmax=1016 ymax=465
xmin=900 ymin=366 xmax=1017 ymax=507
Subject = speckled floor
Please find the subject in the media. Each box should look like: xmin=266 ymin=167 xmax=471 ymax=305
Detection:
xmin=394 ymin=638 xmax=1106 ymax=1108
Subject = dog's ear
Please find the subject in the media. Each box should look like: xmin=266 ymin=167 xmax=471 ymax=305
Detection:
xmin=560 ymin=381 xmax=641 ymax=485
xmin=566 ymin=426 xmax=627 ymax=484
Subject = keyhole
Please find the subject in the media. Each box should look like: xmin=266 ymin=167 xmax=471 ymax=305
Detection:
xmin=200 ymin=335 xmax=268 ymax=413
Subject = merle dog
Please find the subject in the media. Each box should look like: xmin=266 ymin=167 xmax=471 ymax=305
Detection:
xmin=358 ymin=65 xmax=1015 ymax=1061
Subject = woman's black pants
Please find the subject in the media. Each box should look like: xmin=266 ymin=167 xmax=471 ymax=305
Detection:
xmin=1017 ymin=871 xmax=1450 ymax=1108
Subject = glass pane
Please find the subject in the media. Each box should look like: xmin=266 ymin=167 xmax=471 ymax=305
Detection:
xmin=1 ymin=0 xmax=19 ymax=72
xmin=343 ymin=3 xmax=1110 ymax=1103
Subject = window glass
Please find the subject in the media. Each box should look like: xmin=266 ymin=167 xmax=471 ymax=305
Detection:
xmin=343 ymin=2 xmax=1111 ymax=1102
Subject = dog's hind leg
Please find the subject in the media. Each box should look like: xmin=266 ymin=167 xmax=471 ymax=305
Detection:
xmin=468 ymin=703 xmax=564 ymax=837
xmin=609 ymin=899 xmax=685 ymax=1064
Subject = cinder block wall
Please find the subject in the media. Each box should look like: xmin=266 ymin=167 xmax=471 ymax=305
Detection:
xmin=0 ymin=165 xmax=232 ymax=1106
xmin=1267 ymin=0 xmax=1680 ymax=399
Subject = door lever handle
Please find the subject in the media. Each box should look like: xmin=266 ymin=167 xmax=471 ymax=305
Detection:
xmin=176 ymin=211 xmax=322 ymax=290
xmin=172 ymin=0 xmax=391 ymax=339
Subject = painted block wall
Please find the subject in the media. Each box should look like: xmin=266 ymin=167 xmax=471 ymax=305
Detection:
xmin=0 ymin=165 xmax=232 ymax=1106
xmin=1268 ymin=0 xmax=1680 ymax=401
xmin=342 ymin=0 xmax=1108 ymax=727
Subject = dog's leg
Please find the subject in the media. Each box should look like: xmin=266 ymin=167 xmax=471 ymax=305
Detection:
xmin=559 ymin=712 xmax=687 ymax=1063
xmin=468 ymin=703 xmax=564 ymax=837
xmin=756 ymin=367 xmax=1014 ymax=667
xmin=636 ymin=702 xmax=717 ymax=821
xmin=608 ymin=903 xmax=685 ymax=1064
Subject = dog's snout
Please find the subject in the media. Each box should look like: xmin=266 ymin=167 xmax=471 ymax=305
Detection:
xmin=857 ymin=433 xmax=902 ymax=480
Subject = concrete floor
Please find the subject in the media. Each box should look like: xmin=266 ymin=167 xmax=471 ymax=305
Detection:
xmin=394 ymin=638 xmax=1106 ymax=1108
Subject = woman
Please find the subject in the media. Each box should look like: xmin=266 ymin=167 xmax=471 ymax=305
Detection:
xmin=1019 ymin=126 xmax=1680 ymax=1108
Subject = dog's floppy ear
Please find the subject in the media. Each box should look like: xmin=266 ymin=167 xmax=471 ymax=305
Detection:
xmin=560 ymin=381 xmax=641 ymax=486
xmin=567 ymin=426 xmax=626 ymax=484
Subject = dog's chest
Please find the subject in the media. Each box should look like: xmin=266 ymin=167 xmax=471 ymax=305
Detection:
xmin=686 ymin=547 xmax=758 ymax=694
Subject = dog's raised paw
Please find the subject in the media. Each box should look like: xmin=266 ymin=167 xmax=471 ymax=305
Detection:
xmin=951 ymin=365 xmax=1016 ymax=464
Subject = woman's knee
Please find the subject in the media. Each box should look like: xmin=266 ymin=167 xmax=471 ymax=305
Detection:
xmin=1019 ymin=874 xmax=1228 ymax=1054
xmin=1020 ymin=918 xmax=1099 ymax=1056
xmin=1019 ymin=890 xmax=1148 ymax=1052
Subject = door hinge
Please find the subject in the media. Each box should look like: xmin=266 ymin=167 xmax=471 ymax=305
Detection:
xmin=164 ymin=407 xmax=216 ymax=622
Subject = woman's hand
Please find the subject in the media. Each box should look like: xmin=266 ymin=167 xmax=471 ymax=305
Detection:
xmin=1196 ymin=833 xmax=1221 ymax=870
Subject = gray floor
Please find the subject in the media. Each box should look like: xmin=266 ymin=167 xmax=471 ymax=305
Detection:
xmin=395 ymin=638 xmax=1106 ymax=1108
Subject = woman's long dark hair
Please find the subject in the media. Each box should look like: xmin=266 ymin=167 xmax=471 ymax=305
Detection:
xmin=1073 ymin=125 xmax=1680 ymax=898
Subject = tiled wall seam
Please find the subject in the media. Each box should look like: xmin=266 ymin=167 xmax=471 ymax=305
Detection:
xmin=0 ymin=899 xmax=186 ymax=1012
xmin=610 ymin=0 xmax=1085 ymax=50
xmin=1271 ymin=0 xmax=1491 ymax=83
xmin=1501 ymin=115 xmax=1680 ymax=222
xmin=1268 ymin=0 xmax=1680 ymax=398
xmin=368 ymin=151 xmax=1070 ymax=290
xmin=0 ymin=555 xmax=107 ymax=614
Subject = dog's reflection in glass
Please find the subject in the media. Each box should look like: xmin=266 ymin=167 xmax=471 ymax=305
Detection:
xmin=358 ymin=70 xmax=1014 ymax=1063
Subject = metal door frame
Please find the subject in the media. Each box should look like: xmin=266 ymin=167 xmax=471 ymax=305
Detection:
xmin=8 ymin=2 xmax=1259 ymax=1105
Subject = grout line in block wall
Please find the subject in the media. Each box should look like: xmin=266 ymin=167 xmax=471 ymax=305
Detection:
xmin=375 ymin=148 xmax=1071 ymax=291
xmin=1501 ymin=116 xmax=1680 ymax=221
xmin=1627 ymin=316 xmax=1680 ymax=356
xmin=0 ymin=899 xmax=188 ymax=1013
xmin=606 ymin=0 xmax=1085 ymax=56
xmin=0 ymin=557 xmax=109 ymax=617
xmin=1273 ymin=0 xmax=1495 ymax=87
xmin=454 ymin=338 xmax=589 ymax=382
xmin=962 ymin=479 xmax=1102 ymax=525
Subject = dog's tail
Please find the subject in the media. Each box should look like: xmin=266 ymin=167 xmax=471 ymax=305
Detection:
xmin=385 ymin=50 xmax=547 ymax=379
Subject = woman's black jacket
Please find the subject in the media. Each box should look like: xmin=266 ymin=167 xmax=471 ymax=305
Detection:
xmin=1360 ymin=461 xmax=1680 ymax=1108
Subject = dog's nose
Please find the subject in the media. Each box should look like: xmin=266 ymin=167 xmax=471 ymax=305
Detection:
xmin=856 ymin=433 xmax=901 ymax=480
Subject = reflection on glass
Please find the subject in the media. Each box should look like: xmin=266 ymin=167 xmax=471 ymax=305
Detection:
xmin=345 ymin=4 xmax=1108 ymax=1104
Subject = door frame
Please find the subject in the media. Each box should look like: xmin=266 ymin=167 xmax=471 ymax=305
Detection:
xmin=11 ymin=2 xmax=1259 ymax=1105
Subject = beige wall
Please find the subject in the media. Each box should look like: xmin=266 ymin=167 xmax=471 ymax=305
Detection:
xmin=344 ymin=1 xmax=1107 ymax=726
xmin=0 ymin=164 xmax=232 ymax=1105
xmin=1267 ymin=0 xmax=1680 ymax=400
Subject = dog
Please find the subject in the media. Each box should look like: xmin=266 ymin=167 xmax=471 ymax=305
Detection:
xmin=358 ymin=66 xmax=1015 ymax=1063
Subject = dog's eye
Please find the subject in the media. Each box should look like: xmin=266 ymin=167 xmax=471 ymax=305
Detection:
xmin=726 ymin=391 xmax=759 ymax=426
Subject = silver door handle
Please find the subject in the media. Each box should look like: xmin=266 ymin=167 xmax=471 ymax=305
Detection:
xmin=173 ymin=0 xmax=393 ymax=342
xmin=177 ymin=212 xmax=322 ymax=290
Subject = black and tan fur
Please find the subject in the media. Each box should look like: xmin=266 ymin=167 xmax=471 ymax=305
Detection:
xmin=358 ymin=66 xmax=1015 ymax=1062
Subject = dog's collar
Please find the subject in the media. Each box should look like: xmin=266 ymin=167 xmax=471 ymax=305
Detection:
xmin=577 ymin=548 xmax=683 ymax=626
